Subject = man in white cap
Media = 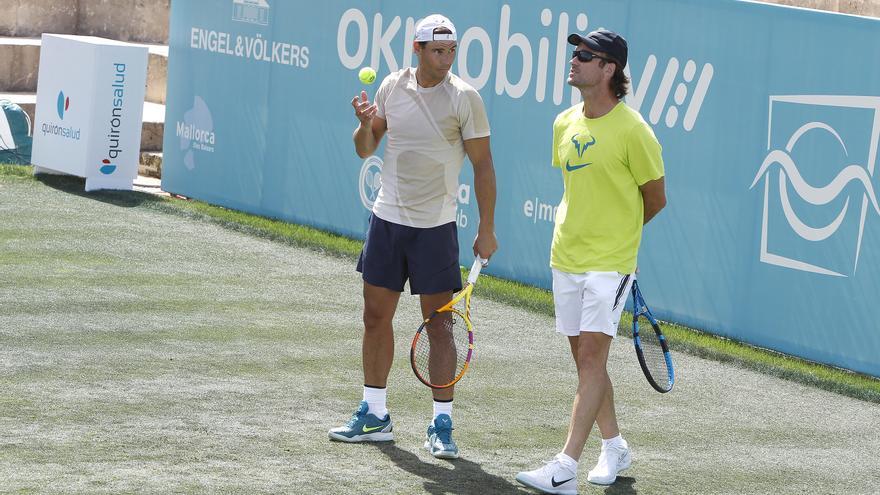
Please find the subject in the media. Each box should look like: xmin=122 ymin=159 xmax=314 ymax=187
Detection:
xmin=328 ymin=13 xmax=497 ymax=460
xmin=516 ymin=28 xmax=666 ymax=493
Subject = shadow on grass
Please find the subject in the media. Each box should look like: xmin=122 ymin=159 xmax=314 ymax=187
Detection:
xmin=602 ymin=476 xmax=637 ymax=494
xmin=35 ymin=173 xmax=165 ymax=208
xmin=373 ymin=442 xmax=532 ymax=495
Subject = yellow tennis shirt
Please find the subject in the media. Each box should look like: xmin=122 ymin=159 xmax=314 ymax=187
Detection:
xmin=550 ymin=101 xmax=664 ymax=274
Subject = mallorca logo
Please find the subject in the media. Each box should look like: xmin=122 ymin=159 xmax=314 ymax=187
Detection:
xmin=359 ymin=156 xmax=382 ymax=210
xmin=56 ymin=91 xmax=69 ymax=119
xmin=232 ymin=0 xmax=269 ymax=26
xmin=750 ymin=95 xmax=880 ymax=277
xmin=177 ymin=96 xmax=215 ymax=170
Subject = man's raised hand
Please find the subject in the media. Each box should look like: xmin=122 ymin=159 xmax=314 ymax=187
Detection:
xmin=351 ymin=90 xmax=377 ymax=125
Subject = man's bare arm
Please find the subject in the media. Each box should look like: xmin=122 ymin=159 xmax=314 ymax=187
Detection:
xmin=351 ymin=91 xmax=387 ymax=158
xmin=463 ymin=136 xmax=498 ymax=260
xmin=639 ymin=177 xmax=666 ymax=224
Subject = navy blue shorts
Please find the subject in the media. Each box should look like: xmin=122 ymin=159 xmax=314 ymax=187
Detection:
xmin=357 ymin=215 xmax=462 ymax=295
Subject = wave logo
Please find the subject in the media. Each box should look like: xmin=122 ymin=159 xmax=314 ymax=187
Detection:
xmin=359 ymin=156 xmax=382 ymax=210
xmin=56 ymin=91 xmax=70 ymax=119
xmin=750 ymin=95 xmax=880 ymax=277
xmin=99 ymin=159 xmax=116 ymax=175
xmin=232 ymin=0 xmax=269 ymax=26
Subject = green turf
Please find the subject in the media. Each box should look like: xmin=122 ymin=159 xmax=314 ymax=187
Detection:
xmin=13 ymin=166 xmax=873 ymax=403
xmin=4 ymin=164 xmax=880 ymax=404
xmin=2 ymin=164 xmax=880 ymax=493
xmin=185 ymin=198 xmax=880 ymax=404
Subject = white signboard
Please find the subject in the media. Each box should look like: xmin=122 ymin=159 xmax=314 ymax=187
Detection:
xmin=31 ymin=34 xmax=147 ymax=191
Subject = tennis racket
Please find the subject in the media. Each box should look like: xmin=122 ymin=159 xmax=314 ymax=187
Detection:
xmin=410 ymin=256 xmax=486 ymax=389
xmin=631 ymin=279 xmax=674 ymax=393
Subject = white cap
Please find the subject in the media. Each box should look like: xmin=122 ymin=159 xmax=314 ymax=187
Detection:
xmin=414 ymin=14 xmax=457 ymax=42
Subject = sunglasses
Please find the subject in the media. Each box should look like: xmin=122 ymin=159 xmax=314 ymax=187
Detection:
xmin=571 ymin=50 xmax=610 ymax=63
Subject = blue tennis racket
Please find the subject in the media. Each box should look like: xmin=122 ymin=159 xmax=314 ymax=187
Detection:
xmin=631 ymin=280 xmax=674 ymax=393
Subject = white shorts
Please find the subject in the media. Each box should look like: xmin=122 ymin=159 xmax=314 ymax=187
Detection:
xmin=552 ymin=268 xmax=634 ymax=337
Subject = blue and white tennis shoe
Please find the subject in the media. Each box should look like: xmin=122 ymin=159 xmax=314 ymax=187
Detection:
xmin=328 ymin=401 xmax=393 ymax=442
xmin=424 ymin=414 xmax=459 ymax=459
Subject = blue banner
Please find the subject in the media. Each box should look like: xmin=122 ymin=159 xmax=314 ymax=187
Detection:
xmin=162 ymin=0 xmax=880 ymax=377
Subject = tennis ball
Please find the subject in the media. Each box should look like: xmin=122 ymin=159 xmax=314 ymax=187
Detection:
xmin=359 ymin=67 xmax=377 ymax=85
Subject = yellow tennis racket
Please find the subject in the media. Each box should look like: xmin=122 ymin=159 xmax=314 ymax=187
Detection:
xmin=409 ymin=256 xmax=486 ymax=389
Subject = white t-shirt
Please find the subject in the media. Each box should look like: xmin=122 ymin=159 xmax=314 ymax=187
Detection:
xmin=373 ymin=67 xmax=490 ymax=228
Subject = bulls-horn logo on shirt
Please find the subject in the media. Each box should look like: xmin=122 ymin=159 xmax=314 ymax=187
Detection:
xmin=565 ymin=133 xmax=596 ymax=172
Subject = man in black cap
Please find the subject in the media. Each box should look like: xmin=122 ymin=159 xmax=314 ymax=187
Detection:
xmin=516 ymin=28 xmax=666 ymax=493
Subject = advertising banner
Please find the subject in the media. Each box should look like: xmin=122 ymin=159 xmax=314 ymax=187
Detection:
xmin=162 ymin=0 xmax=880 ymax=376
xmin=31 ymin=34 xmax=147 ymax=191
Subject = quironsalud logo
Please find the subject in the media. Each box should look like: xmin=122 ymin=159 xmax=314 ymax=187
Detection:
xmin=232 ymin=0 xmax=269 ymax=26
xmin=750 ymin=95 xmax=880 ymax=277
xmin=177 ymin=96 xmax=215 ymax=170
xmin=56 ymin=90 xmax=69 ymax=119
xmin=99 ymin=158 xmax=116 ymax=175
xmin=359 ymin=156 xmax=382 ymax=210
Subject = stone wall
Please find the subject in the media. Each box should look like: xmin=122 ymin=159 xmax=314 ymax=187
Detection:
xmin=755 ymin=0 xmax=880 ymax=16
xmin=0 ymin=0 xmax=169 ymax=43
xmin=0 ymin=1 xmax=875 ymax=45
xmin=76 ymin=0 xmax=169 ymax=44
xmin=0 ymin=0 xmax=78 ymax=38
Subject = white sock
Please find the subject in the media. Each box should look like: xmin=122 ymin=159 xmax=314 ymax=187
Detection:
xmin=363 ymin=386 xmax=388 ymax=419
xmin=602 ymin=434 xmax=625 ymax=449
xmin=556 ymin=452 xmax=579 ymax=469
xmin=432 ymin=399 xmax=453 ymax=421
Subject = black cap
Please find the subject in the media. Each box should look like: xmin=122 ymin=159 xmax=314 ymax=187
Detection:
xmin=568 ymin=29 xmax=628 ymax=68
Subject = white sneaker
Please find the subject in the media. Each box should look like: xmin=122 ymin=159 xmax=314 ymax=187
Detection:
xmin=515 ymin=454 xmax=578 ymax=495
xmin=586 ymin=441 xmax=631 ymax=485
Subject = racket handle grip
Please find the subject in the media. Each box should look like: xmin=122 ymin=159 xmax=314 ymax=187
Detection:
xmin=467 ymin=256 xmax=488 ymax=285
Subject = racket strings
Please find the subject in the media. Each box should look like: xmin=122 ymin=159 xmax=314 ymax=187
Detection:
xmin=639 ymin=325 xmax=671 ymax=386
xmin=412 ymin=309 xmax=471 ymax=387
